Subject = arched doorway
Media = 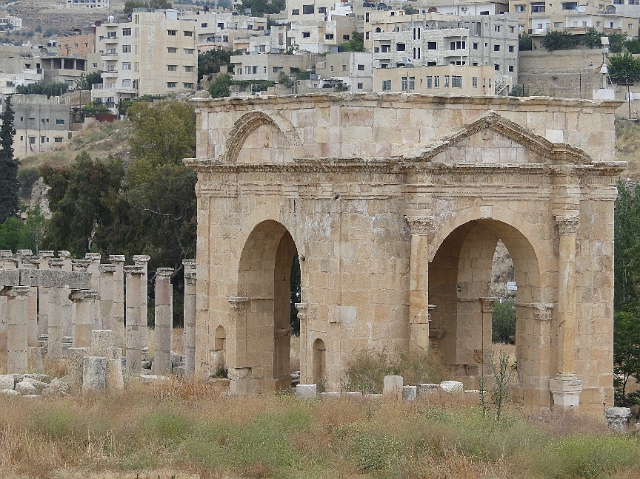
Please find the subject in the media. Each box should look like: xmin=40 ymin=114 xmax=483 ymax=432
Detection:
xmin=429 ymin=219 xmax=548 ymax=405
xmin=235 ymin=220 xmax=299 ymax=391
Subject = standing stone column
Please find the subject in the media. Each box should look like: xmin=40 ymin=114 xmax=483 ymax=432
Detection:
xmin=1 ymin=250 xmax=16 ymax=269
xmin=133 ymin=255 xmax=150 ymax=350
xmin=108 ymin=255 xmax=126 ymax=348
xmin=47 ymin=258 xmax=66 ymax=359
xmin=70 ymin=290 xmax=100 ymax=348
xmin=20 ymin=255 xmax=39 ymax=347
xmin=85 ymin=253 xmax=102 ymax=291
xmin=59 ymin=251 xmax=72 ymax=272
xmin=2 ymin=285 xmax=31 ymax=373
xmin=183 ymin=269 xmax=196 ymax=377
xmin=479 ymin=297 xmax=496 ymax=379
xmin=550 ymin=215 xmax=583 ymax=409
xmin=37 ymin=251 xmax=55 ymax=340
xmin=296 ymin=302 xmax=309 ymax=383
xmin=125 ymin=265 xmax=145 ymax=373
xmin=98 ymin=264 xmax=116 ymax=331
xmin=406 ymin=216 xmax=431 ymax=353
xmin=153 ymin=268 xmax=174 ymax=375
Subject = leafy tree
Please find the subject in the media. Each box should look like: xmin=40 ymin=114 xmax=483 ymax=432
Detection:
xmin=624 ymin=38 xmax=640 ymax=54
xmin=198 ymin=49 xmax=231 ymax=82
xmin=341 ymin=31 xmax=365 ymax=52
xmin=16 ymin=81 xmax=68 ymax=98
xmin=124 ymin=0 xmax=172 ymax=14
xmin=237 ymin=0 xmax=286 ymax=16
xmin=492 ymin=300 xmax=516 ymax=344
xmin=75 ymin=71 xmax=103 ymax=91
xmin=41 ymin=152 xmax=125 ymax=257
xmin=403 ymin=5 xmax=418 ymax=14
xmin=518 ymin=33 xmax=532 ymax=51
xmin=608 ymin=33 xmax=627 ymax=53
xmin=614 ymin=311 xmax=640 ymax=405
xmin=582 ymin=27 xmax=602 ymax=49
xmin=608 ymin=53 xmax=640 ymax=118
xmin=0 ymin=95 xmax=19 ymax=225
xmin=209 ymin=73 xmax=232 ymax=98
xmin=0 ymin=217 xmax=28 ymax=251
xmin=541 ymin=31 xmax=580 ymax=51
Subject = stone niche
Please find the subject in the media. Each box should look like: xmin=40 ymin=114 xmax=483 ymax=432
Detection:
xmin=185 ymin=93 xmax=624 ymax=415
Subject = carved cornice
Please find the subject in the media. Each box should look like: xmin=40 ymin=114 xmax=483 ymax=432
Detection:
xmin=405 ymin=216 xmax=433 ymax=235
xmin=555 ymin=215 xmax=580 ymax=235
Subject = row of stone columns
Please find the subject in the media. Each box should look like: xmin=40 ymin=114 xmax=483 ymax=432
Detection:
xmin=1 ymin=250 xmax=197 ymax=379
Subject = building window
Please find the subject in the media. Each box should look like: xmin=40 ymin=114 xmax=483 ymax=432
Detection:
xmin=184 ymin=65 xmax=195 ymax=72
xmin=325 ymin=33 xmax=334 ymax=40
xmin=444 ymin=75 xmax=449 ymax=88
xmin=184 ymin=82 xmax=194 ymax=88
xmin=452 ymin=76 xmax=462 ymax=88
xmin=366 ymin=32 xmax=369 ymax=39
xmin=201 ymin=23 xmax=208 ymax=27
xmin=509 ymin=65 xmax=514 ymax=72
xmin=515 ymin=4 xmax=526 ymax=12
xmin=341 ymin=64 xmax=346 ymax=71
xmin=167 ymin=30 xmax=177 ymax=36
xmin=122 ymin=79 xmax=131 ymax=87
xmin=494 ymin=44 xmax=500 ymax=51
xmin=427 ymin=41 xmax=436 ymax=50
xmin=508 ymin=45 xmax=515 ymax=52
xmin=122 ymin=62 xmax=131 ymax=70
xmin=168 ymin=64 xmax=177 ymax=71
xmin=382 ymin=79 xmax=391 ymax=91
xmin=302 ymin=32 xmax=311 ymax=38
xmin=473 ymin=42 xmax=478 ymax=50
xmin=495 ymin=64 xmax=500 ymax=71
xmin=168 ymin=47 xmax=177 ymax=53
xmin=402 ymin=76 xmax=408 ymax=90
xmin=396 ymin=43 xmax=405 ymax=51
xmin=292 ymin=8 xmax=299 ymax=14
xmin=319 ymin=7 xmax=327 ymax=13
xmin=358 ymin=64 xmax=365 ymax=71
xmin=122 ymin=28 xmax=131 ymax=36
xmin=29 ymin=137 xmax=35 ymax=145
xmin=426 ymin=76 xmax=433 ymax=88
xmin=450 ymin=41 xmax=465 ymax=50
xmin=184 ymin=48 xmax=195 ymax=54
xmin=630 ymin=24 xmax=635 ymax=30
xmin=184 ymin=30 xmax=193 ymax=36
xmin=343 ymin=34 xmax=350 ymax=41
xmin=434 ymin=76 xmax=440 ymax=88
xmin=167 ymin=82 xmax=177 ymax=88
xmin=531 ymin=2 xmax=545 ymax=13
xmin=302 ymin=4 xmax=314 ymax=14
xmin=41 ymin=136 xmax=46 ymax=143
xmin=561 ymin=2 xmax=577 ymax=9
xmin=409 ymin=76 xmax=415 ymax=90
xmin=472 ymin=76 xmax=478 ymax=88
xmin=273 ymin=66 xmax=283 ymax=73
xmin=495 ymin=25 xmax=501 ymax=32
xmin=122 ymin=44 xmax=131 ymax=53
xmin=245 ymin=66 xmax=251 ymax=74
xmin=357 ymin=82 xmax=363 ymax=89
xmin=54 ymin=137 xmax=63 ymax=143
xmin=55 ymin=119 xmax=65 ymax=125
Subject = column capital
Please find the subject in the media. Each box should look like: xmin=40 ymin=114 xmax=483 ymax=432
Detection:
xmin=184 ymin=270 xmax=197 ymax=285
xmin=72 ymin=259 xmax=91 ymax=272
xmin=228 ymin=295 xmax=249 ymax=311
xmin=124 ymin=265 xmax=145 ymax=275
xmin=405 ymin=215 xmax=432 ymax=235
xmin=69 ymin=290 xmax=100 ymax=302
xmin=48 ymin=258 xmax=65 ymax=269
xmin=295 ymin=302 xmax=308 ymax=321
xmin=555 ymin=215 xmax=580 ymax=235
xmin=133 ymin=255 xmax=151 ymax=264
xmin=1 ymin=285 xmax=32 ymax=297
xmin=99 ymin=264 xmax=117 ymax=274
xmin=156 ymin=267 xmax=174 ymax=277
xmin=479 ymin=297 xmax=498 ymax=313
xmin=108 ymin=254 xmax=126 ymax=263
xmin=84 ymin=253 xmax=102 ymax=262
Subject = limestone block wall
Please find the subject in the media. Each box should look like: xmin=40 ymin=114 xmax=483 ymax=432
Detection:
xmin=188 ymin=93 xmax=624 ymax=413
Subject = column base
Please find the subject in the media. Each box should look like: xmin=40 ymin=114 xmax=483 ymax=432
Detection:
xmin=549 ymin=374 xmax=582 ymax=410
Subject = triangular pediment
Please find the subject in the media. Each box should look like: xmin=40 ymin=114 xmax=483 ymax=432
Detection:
xmin=417 ymin=112 xmax=592 ymax=166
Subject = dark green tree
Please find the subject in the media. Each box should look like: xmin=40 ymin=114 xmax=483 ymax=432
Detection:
xmin=16 ymin=81 xmax=68 ymax=98
xmin=608 ymin=32 xmax=627 ymax=53
xmin=209 ymin=73 xmax=232 ymax=98
xmin=237 ymin=0 xmax=286 ymax=16
xmin=518 ymin=33 xmax=532 ymax=51
xmin=198 ymin=49 xmax=231 ymax=82
xmin=541 ymin=31 xmax=580 ymax=51
xmin=124 ymin=0 xmax=172 ymax=14
xmin=341 ymin=31 xmax=365 ymax=52
xmin=492 ymin=300 xmax=516 ymax=344
xmin=608 ymin=53 xmax=640 ymax=118
xmin=614 ymin=311 xmax=640 ymax=405
xmin=75 ymin=71 xmax=103 ymax=91
xmin=582 ymin=27 xmax=602 ymax=49
xmin=0 ymin=95 xmax=19 ymax=225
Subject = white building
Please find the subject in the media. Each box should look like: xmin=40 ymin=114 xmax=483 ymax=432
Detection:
xmin=66 ymin=0 xmax=110 ymax=8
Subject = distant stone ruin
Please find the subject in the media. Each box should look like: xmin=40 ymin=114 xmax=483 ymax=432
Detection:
xmin=0 ymin=250 xmax=197 ymax=393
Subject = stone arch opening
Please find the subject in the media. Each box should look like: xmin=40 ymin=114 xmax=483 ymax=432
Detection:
xmin=236 ymin=220 xmax=299 ymax=391
xmin=312 ymin=338 xmax=326 ymax=386
xmin=429 ymin=219 xmax=548 ymax=404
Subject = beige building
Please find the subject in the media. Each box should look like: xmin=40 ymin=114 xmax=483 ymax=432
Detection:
xmin=66 ymin=0 xmax=109 ymax=8
xmin=315 ymin=52 xmax=374 ymax=91
xmin=180 ymin=10 xmax=268 ymax=52
xmin=93 ymin=10 xmax=197 ymax=109
xmin=373 ymin=64 xmax=495 ymax=94
xmin=509 ymin=0 xmax=639 ymax=40
xmin=56 ymin=31 xmax=95 ymax=58
xmin=10 ymin=94 xmax=72 ymax=156
xmin=230 ymin=52 xmax=315 ymax=83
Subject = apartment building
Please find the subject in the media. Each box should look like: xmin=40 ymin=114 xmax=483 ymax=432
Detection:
xmin=289 ymin=15 xmax=357 ymax=53
xmin=66 ymin=0 xmax=109 ymax=8
xmin=287 ymin=0 xmax=346 ymax=22
xmin=0 ymin=14 xmax=22 ymax=30
xmin=509 ymin=0 xmax=639 ymax=39
xmin=10 ymin=94 xmax=72 ymax=156
xmin=40 ymin=53 xmax=101 ymax=87
xmin=365 ymin=11 xmax=519 ymax=90
xmin=314 ymin=52 xmax=374 ymax=91
xmin=413 ymin=0 xmax=509 ymax=15
xmin=373 ymin=64 xmax=495 ymax=94
xmin=230 ymin=52 xmax=315 ymax=83
xmin=92 ymin=9 xmax=197 ymax=109
xmin=55 ymin=31 xmax=95 ymax=58
xmin=180 ymin=11 xmax=268 ymax=52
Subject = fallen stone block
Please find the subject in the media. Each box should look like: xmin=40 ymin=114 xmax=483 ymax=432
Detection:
xmin=605 ymin=407 xmax=633 ymax=432
xmin=0 ymin=389 xmax=20 ymax=396
xmin=0 ymin=374 xmax=15 ymax=390
xmin=402 ymin=385 xmax=417 ymax=402
xmin=296 ymin=384 xmax=317 ymax=399
xmin=15 ymin=381 xmax=37 ymax=395
xmin=417 ymin=383 xmax=439 ymax=396
xmin=440 ymin=380 xmax=464 ymax=393
xmin=383 ymin=375 xmax=403 ymax=399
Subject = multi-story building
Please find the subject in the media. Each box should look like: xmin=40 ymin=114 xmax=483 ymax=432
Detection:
xmin=40 ymin=53 xmax=101 ymax=87
xmin=66 ymin=0 xmax=110 ymax=8
xmin=509 ymin=0 xmax=639 ymax=40
xmin=288 ymin=15 xmax=357 ymax=53
xmin=365 ymin=11 xmax=519 ymax=93
xmin=55 ymin=31 xmax=95 ymax=58
xmin=314 ymin=52 xmax=374 ymax=91
xmin=10 ymin=94 xmax=72 ymax=156
xmin=229 ymin=52 xmax=315 ymax=83
xmin=0 ymin=14 xmax=22 ymax=30
xmin=373 ymin=64 xmax=496 ymax=94
xmin=287 ymin=0 xmax=345 ymax=23
xmin=92 ymin=9 xmax=197 ymax=109
xmin=180 ymin=11 xmax=268 ymax=52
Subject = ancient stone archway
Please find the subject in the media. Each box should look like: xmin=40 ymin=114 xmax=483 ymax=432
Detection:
xmin=186 ymin=93 xmax=624 ymax=413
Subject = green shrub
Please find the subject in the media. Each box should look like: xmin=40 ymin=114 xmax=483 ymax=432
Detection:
xmin=493 ymin=299 xmax=516 ymax=344
xmin=17 ymin=168 xmax=40 ymax=198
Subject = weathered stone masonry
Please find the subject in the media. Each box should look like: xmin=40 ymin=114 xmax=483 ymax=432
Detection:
xmin=186 ymin=93 xmax=625 ymax=413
